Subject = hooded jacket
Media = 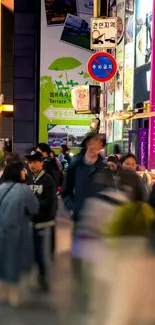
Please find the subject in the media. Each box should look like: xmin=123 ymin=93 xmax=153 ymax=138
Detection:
xmin=28 ymin=170 xmax=57 ymax=227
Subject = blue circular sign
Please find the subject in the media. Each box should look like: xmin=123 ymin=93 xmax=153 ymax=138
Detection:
xmin=88 ymin=52 xmax=117 ymax=82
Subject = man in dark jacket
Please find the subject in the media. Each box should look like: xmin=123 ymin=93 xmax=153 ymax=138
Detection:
xmin=61 ymin=132 xmax=115 ymax=232
xmin=25 ymin=151 xmax=57 ymax=290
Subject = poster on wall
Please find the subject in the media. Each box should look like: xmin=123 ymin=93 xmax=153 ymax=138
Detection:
xmin=47 ymin=124 xmax=90 ymax=148
xmin=124 ymin=4 xmax=134 ymax=106
xmin=114 ymin=119 xmax=123 ymax=141
xmin=60 ymin=14 xmax=92 ymax=51
xmin=39 ymin=0 xmax=94 ymax=144
xmin=44 ymin=0 xmax=77 ymax=26
xmin=107 ymin=76 xmax=115 ymax=114
xmin=115 ymin=0 xmax=125 ymax=112
xmin=135 ymin=0 xmax=153 ymax=68
xmin=124 ymin=44 xmax=134 ymax=105
xmin=125 ymin=0 xmax=134 ymax=14
xmin=106 ymin=119 xmax=113 ymax=143
xmin=107 ymin=1 xmax=116 ymax=115
xmin=77 ymin=0 xmax=93 ymax=15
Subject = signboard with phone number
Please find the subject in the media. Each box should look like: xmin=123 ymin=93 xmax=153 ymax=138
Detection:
xmin=91 ymin=17 xmax=117 ymax=49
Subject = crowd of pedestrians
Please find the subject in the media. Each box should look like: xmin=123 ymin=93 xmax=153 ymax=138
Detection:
xmin=0 ymin=133 xmax=155 ymax=322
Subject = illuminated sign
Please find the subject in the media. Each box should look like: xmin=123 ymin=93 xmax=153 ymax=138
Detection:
xmin=1 ymin=0 xmax=14 ymax=11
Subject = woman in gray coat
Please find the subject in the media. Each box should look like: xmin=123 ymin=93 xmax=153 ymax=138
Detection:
xmin=0 ymin=161 xmax=39 ymax=307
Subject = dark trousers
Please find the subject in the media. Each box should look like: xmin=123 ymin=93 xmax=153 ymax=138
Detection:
xmin=33 ymin=225 xmax=56 ymax=278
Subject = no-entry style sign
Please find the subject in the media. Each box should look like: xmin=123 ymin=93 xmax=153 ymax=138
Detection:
xmin=87 ymin=52 xmax=117 ymax=82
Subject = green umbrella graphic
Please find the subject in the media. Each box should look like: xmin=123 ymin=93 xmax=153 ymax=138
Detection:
xmin=48 ymin=57 xmax=82 ymax=83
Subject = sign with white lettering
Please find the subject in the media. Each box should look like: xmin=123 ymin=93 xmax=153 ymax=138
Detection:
xmin=87 ymin=52 xmax=117 ymax=82
xmin=91 ymin=17 xmax=117 ymax=49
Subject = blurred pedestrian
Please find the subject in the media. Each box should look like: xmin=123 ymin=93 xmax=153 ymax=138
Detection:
xmin=3 ymin=138 xmax=12 ymax=153
xmin=4 ymin=152 xmax=20 ymax=165
xmin=50 ymin=149 xmax=63 ymax=171
xmin=113 ymin=144 xmax=121 ymax=160
xmin=104 ymin=173 xmax=155 ymax=325
xmin=107 ymin=155 xmax=120 ymax=184
xmin=25 ymin=151 xmax=57 ymax=290
xmin=0 ymin=161 xmax=39 ymax=307
xmin=120 ymin=153 xmax=150 ymax=200
xmin=58 ymin=144 xmax=72 ymax=164
xmin=0 ymin=152 xmax=21 ymax=179
xmin=107 ymin=170 xmax=154 ymax=237
xmin=120 ymin=153 xmax=137 ymax=171
xmin=62 ymin=135 xmax=124 ymax=322
xmin=61 ymin=132 xmax=115 ymax=236
xmin=36 ymin=143 xmax=61 ymax=189
xmin=107 ymin=155 xmax=119 ymax=172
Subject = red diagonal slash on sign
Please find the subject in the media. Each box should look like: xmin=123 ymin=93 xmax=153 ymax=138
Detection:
xmin=94 ymin=59 xmax=100 ymax=64
xmin=105 ymin=69 xmax=111 ymax=75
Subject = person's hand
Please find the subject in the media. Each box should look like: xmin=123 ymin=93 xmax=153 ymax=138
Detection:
xmin=23 ymin=168 xmax=28 ymax=175
xmin=137 ymin=164 xmax=146 ymax=172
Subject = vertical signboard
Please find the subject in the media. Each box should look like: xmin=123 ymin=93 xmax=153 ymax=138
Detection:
xmin=148 ymin=0 xmax=155 ymax=170
xmin=115 ymin=0 xmax=125 ymax=113
xmin=124 ymin=3 xmax=134 ymax=108
xmin=139 ymin=129 xmax=148 ymax=168
xmin=122 ymin=0 xmax=135 ymax=151
xmin=111 ymin=0 xmax=125 ymax=142
xmin=107 ymin=1 xmax=116 ymax=119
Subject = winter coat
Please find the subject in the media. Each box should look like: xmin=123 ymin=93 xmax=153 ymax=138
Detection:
xmin=0 ymin=182 xmax=39 ymax=283
xmin=61 ymin=152 xmax=115 ymax=224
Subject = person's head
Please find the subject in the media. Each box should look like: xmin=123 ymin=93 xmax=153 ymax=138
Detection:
xmin=60 ymin=144 xmax=69 ymax=155
xmin=107 ymin=155 xmax=119 ymax=171
xmin=25 ymin=151 xmax=44 ymax=174
xmin=36 ymin=143 xmax=51 ymax=158
xmin=81 ymin=132 xmax=105 ymax=159
xmin=118 ymin=169 xmax=144 ymax=202
xmin=114 ymin=144 xmax=121 ymax=155
xmin=2 ymin=161 xmax=26 ymax=183
xmin=50 ymin=150 xmax=56 ymax=158
xmin=4 ymin=152 xmax=20 ymax=166
xmin=3 ymin=138 xmax=12 ymax=153
xmin=120 ymin=153 xmax=137 ymax=171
